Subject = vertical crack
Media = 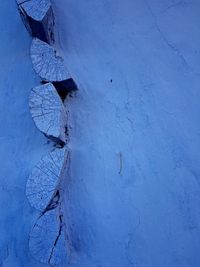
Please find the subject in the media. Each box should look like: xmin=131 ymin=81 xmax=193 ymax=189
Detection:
xmin=48 ymin=210 xmax=63 ymax=265
xmin=144 ymin=0 xmax=189 ymax=68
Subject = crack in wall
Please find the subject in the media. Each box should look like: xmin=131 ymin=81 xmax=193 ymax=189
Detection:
xmin=144 ymin=0 xmax=189 ymax=68
xmin=48 ymin=212 xmax=63 ymax=265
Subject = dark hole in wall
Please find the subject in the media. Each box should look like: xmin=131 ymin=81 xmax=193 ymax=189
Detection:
xmin=41 ymin=79 xmax=78 ymax=101
xmin=53 ymin=78 xmax=78 ymax=101
xmin=44 ymin=133 xmax=65 ymax=148
xmin=50 ymin=31 xmax=54 ymax=42
xmin=27 ymin=16 xmax=48 ymax=43
xmin=19 ymin=6 xmax=49 ymax=43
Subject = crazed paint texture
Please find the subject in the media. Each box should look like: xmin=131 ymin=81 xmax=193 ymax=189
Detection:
xmin=30 ymin=39 xmax=70 ymax=82
xmin=29 ymin=83 xmax=67 ymax=145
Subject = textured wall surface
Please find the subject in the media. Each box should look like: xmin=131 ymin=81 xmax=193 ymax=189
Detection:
xmin=53 ymin=1 xmax=200 ymax=266
xmin=1 ymin=1 xmax=200 ymax=266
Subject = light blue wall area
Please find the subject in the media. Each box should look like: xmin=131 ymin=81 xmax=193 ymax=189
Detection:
xmin=53 ymin=1 xmax=200 ymax=266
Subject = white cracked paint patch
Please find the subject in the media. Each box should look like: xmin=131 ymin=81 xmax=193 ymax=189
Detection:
xmin=26 ymin=147 xmax=69 ymax=211
xmin=16 ymin=0 xmax=51 ymax=21
xmin=29 ymin=83 xmax=67 ymax=144
xmin=30 ymin=38 xmax=70 ymax=81
xmin=29 ymin=208 xmax=69 ymax=265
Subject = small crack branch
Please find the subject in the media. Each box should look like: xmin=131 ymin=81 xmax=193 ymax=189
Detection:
xmin=42 ymin=190 xmax=60 ymax=216
xmin=48 ymin=212 xmax=63 ymax=265
xmin=145 ymin=0 xmax=189 ymax=67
